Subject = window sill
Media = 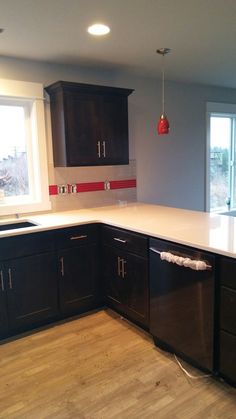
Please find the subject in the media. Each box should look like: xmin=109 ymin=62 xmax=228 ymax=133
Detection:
xmin=0 ymin=199 xmax=52 ymax=217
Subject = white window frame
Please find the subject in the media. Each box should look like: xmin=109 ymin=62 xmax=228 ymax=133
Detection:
xmin=206 ymin=102 xmax=236 ymax=213
xmin=0 ymin=78 xmax=51 ymax=216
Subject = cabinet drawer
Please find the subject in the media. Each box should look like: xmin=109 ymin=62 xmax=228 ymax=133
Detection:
xmin=220 ymin=286 xmax=236 ymax=335
xmin=55 ymin=224 xmax=98 ymax=249
xmin=220 ymin=257 xmax=236 ymax=290
xmin=0 ymin=231 xmax=55 ymax=260
xmin=219 ymin=330 xmax=236 ymax=384
xmin=102 ymin=226 xmax=148 ymax=257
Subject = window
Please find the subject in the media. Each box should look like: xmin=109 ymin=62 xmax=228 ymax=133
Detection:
xmin=0 ymin=79 xmax=51 ymax=216
xmin=206 ymin=102 xmax=236 ymax=213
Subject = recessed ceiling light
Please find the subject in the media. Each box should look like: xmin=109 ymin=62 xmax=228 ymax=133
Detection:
xmin=87 ymin=23 xmax=110 ymax=36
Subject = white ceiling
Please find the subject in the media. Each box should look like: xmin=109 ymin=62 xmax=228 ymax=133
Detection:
xmin=1 ymin=0 xmax=236 ymax=88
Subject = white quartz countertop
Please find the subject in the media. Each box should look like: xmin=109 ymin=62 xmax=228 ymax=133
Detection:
xmin=1 ymin=202 xmax=236 ymax=258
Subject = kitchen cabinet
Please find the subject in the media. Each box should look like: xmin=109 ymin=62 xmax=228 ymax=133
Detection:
xmin=0 ymin=269 xmax=8 ymax=335
xmin=102 ymin=226 xmax=149 ymax=329
xmin=219 ymin=257 xmax=236 ymax=384
xmin=46 ymin=81 xmax=133 ymax=167
xmin=56 ymin=224 xmax=100 ymax=316
xmin=0 ymin=207 xmax=235 ymax=388
xmin=0 ymin=232 xmax=59 ymax=337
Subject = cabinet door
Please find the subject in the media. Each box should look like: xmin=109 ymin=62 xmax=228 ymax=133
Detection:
xmin=58 ymin=243 xmax=98 ymax=315
xmin=220 ymin=286 xmax=236 ymax=335
xmin=0 ymin=267 xmax=8 ymax=337
xmin=64 ymin=91 xmax=102 ymax=166
xmin=103 ymin=245 xmax=149 ymax=328
xmin=220 ymin=330 xmax=236 ymax=384
xmin=219 ymin=256 xmax=236 ymax=383
xmin=103 ymin=245 xmax=126 ymax=307
xmin=124 ymin=252 xmax=149 ymax=328
xmin=6 ymin=253 xmax=58 ymax=331
xmin=101 ymin=94 xmax=129 ymax=165
xmin=46 ymin=81 xmax=133 ymax=167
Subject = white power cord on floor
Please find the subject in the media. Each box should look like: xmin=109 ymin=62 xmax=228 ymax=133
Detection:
xmin=174 ymin=354 xmax=212 ymax=380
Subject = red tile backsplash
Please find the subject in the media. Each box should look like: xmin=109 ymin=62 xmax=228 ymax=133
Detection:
xmin=49 ymin=179 xmax=136 ymax=195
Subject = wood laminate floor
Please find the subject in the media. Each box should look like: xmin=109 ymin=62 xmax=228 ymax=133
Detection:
xmin=0 ymin=309 xmax=235 ymax=419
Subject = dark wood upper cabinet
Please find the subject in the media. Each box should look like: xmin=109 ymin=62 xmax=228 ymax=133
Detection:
xmin=45 ymin=81 xmax=134 ymax=167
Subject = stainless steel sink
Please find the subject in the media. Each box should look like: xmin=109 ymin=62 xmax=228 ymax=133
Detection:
xmin=0 ymin=221 xmax=38 ymax=232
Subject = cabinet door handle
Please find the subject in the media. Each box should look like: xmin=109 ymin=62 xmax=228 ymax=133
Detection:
xmin=114 ymin=237 xmax=127 ymax=244
xmin=8 ymin=268 xmax=13 ymax=289
xmin=102 ymin=141 xmax=106 ymax=157
xmin=70 ymin=235 xmax=87 ymax=240
xmin=117 ymin=256 xmax=122 ymax=276
xmin=122 ymin=259 xmax=127 ymax=278
xmin=60 ymin=257 xmax=65 ymax=277
xmin=0 ymin=270 xmax=4 ymax=291
xmin=97 ymin=141 xmax=101 ymax=158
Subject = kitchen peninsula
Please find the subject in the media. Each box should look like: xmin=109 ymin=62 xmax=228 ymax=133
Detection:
xmin=1 ymin=203 xmax=236 ymax=257
xmin=0 ymin=202 xmax=236 ymax=386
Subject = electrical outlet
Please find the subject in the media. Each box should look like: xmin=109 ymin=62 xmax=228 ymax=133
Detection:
xmin=70 ymin=184 xmax=77 ymax=194
xmin=57 ymin=184 xmax=68 ymax=194
xmin=104 ymin=180 xmax=110 ymax=190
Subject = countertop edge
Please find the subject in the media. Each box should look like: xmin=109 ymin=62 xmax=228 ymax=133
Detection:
xmin=0 ymin=203 xmax=236 ymax=259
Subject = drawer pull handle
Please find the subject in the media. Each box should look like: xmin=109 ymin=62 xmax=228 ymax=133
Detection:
xmin=114 ymin=237 xmax=127 ymax=244
xmin=8 ymin=268 xmax=13 ymax=289
xmin=0 ymin=270 xmax=4 ymax=291
xmin=70 ymin=235 xmax=88 ymax=240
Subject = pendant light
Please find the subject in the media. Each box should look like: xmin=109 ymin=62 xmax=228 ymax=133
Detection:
xmin=156 ymin=48 xmax=171 ymax=135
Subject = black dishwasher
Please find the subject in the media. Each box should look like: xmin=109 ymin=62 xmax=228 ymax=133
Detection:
xmin=149 ymin=238 xmax=215 ymax=372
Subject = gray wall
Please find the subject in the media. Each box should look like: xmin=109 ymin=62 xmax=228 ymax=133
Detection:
xmin=112 ymin=70 xmax=236 ymax=211
xmin=1 ymin=56 xmax=236 ymax=211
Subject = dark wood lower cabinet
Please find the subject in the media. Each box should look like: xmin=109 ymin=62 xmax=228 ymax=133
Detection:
xmin=6 ymin=253 xmax=59 ymax=332
xmin=58 ymin=243 xmax=99 ymax=316
xmin=220 ymin=286 xmax=236 ymax=334
xmin=125 ymin=253 xmax=149 ymax=323
xmin=1 ymin=224 xmax=236 ymax=388
xmin=219 ymin=257 xmax=236 ymax=385
xmin=0 ymin=253 xmax=58 ymax=338
xmin=103 ymin=245 xmax=149 ymax=329
xmin=219 ymin=330 xmax=236 ymax=384
xmin=0 ymin=270 xmax=8 ymax=336
xmin=103 ymin=245 xmax=126 ymax=306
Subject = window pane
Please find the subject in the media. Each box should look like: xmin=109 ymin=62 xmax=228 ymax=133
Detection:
xmin=210 ymin=116 xmax=231 ymax=212
xmin=0 ymin=105 xmax=29 ymax=198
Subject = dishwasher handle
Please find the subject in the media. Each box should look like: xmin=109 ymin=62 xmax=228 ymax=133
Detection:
xmin=150 ymin=247 xmax=212 ymax=271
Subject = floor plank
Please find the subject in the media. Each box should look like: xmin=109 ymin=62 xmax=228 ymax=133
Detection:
xmin=0 ymin=309 xmax=235 ymax=419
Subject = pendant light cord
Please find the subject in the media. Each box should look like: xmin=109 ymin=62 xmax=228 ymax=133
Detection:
xmin=162 ymin=53 xmax=165 ymax=115
xmin=157 ymin=48 xmax=171 ymax=116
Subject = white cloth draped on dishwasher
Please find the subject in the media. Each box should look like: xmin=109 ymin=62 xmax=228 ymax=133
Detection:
xmin=160 ymin=251 xmax=209 ymax=271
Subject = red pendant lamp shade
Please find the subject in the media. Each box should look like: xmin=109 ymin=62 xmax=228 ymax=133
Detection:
xmin=157 ymin=48 xmax=171 ymax=135
xmin=157 ymin=114 xmax=169 ymax=135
